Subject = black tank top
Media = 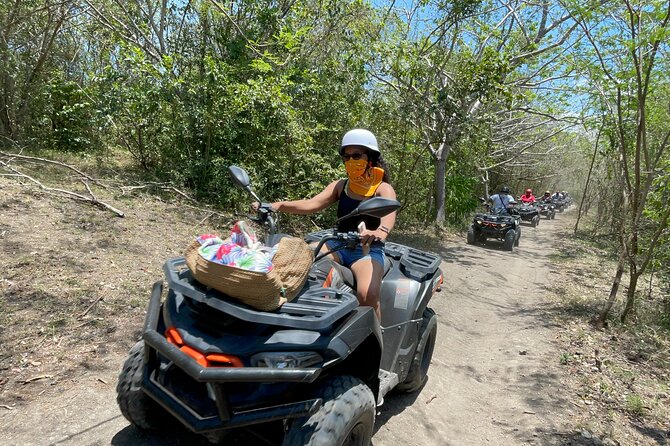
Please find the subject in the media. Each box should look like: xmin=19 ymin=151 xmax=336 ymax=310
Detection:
xmin=336 ymin=180 xmax=381 ymax=232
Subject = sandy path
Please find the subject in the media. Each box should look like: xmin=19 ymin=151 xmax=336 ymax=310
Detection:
xmin=1 ymin=215 xmax=573 ymax=446
xmin=372 ymin=217 xmax=571 ymax=446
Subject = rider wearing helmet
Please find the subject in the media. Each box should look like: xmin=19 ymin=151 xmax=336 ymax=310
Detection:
xmin=541 ymin=191 xmax=551 ymax=202
xmin=267 ymin=129 xmax=397 ymax=320
xmin=520 ymin=188 xmax=536 ymax=204
xmin=488 ymin=185 xmax=516 ymax=212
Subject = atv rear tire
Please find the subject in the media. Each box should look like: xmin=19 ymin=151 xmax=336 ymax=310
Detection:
xmin=398 ymin=308 xmax=437 ymax=392
xmin=503 ymin=229 xmax=516 ymax=251
xmin=282 ymin=375 xmax=375 ymax=446
xmin=117 ymin=341 xmax=173 ymax=430
xmin=466 ymin=226 xmax=477 ymax=245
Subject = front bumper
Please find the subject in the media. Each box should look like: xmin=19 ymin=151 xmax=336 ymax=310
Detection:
xmin=140 ymin=281 xmax=322 ymax=433
xmin=477 ymin=225 xmax=510 ymax=237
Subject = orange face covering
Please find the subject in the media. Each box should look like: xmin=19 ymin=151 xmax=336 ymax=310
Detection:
xmin=345 ymin=160 xmax=384 ymax=197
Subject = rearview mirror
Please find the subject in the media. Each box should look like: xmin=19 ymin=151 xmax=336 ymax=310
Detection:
xmin=228 ymin=165 xmax=251 ymax=189
xmin=228 ymin=165 xmax=261 ymax=203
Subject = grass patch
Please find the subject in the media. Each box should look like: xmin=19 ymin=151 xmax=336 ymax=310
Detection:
xmin=559 ymin=351 xmax=573 ymax=365
xmin=625 ymin=394 xmax=647 ymax=417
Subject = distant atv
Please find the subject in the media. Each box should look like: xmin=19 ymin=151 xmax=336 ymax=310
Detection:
xmin=514 ymin=203 xmax=540 ymax=227
xmin=552 ymin=197 xmax=567 ymax=213
xmin=563 ymin=193 xmax=573 ymax=207
xmin=467 ymin=206 xmax=521 ymax=251
xmin=536 ymin=201 xmax=556 ymax=220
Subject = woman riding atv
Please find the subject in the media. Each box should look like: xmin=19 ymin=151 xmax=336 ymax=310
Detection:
xmin=262 ymin=129 xmax=397 ymax=320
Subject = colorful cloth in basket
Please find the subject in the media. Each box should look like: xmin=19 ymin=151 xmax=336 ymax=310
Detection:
xmin=195 ymin=222 xmax=277 ymax=273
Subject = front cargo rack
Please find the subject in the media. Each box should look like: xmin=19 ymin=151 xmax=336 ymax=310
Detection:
xmin=163 ymin=258 xmax=358 ymax=331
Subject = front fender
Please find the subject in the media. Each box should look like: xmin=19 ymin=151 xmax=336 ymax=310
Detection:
xmin=326 ymin=306 xmax=382 ymax=360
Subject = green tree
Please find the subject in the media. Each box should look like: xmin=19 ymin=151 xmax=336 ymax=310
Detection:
xmin=568 ymin=0 xmax=670 ymax=324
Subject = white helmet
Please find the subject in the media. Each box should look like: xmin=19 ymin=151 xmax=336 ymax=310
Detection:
xmin=340 ymin=129 xmax=379 ymax=155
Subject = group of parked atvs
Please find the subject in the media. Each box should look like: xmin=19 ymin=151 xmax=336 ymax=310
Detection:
xmin=466 ymin=192 xmax=573 ymax=252
xmin=116 ymin=166 xmax=443 ymax=445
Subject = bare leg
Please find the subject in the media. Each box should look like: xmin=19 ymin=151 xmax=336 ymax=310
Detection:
xmin=309 ymin=241 xmax=341 ymax=263
xmin=350 ymin=258 xmax=383 ymax=321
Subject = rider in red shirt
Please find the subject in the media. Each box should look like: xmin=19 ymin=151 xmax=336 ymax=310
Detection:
xmin=520 ymin=188 xmax=536 ymax=204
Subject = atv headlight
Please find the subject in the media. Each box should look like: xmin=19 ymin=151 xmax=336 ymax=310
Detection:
xmin=476 ymin=220 xmax=482 ymax=224
xmin=500 ymin=223 xmax=508 ymax=227
xmin=250 ymin=351 xmax=322 ymax=369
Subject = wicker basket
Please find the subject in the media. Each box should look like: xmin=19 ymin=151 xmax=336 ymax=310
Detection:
xmin=184 ymin=236 xmax=313 ymax=311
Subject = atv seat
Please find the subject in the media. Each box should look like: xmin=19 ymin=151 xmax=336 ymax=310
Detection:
xmin=317 ymin=256 xmax=392 ymax=290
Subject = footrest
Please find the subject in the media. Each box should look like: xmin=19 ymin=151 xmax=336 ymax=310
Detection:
xmin=378 ymin=369 xmax=399 ymax=405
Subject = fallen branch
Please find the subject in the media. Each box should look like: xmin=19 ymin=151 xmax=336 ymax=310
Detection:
xmin=78 ymin=295 xmax=105 ymax=319
xmin=178 ymin=202 xmax=229 ymax=219
xmin=120 ymin=182 xmax=195 ymax=201
xmin=0 ymin=161 xmax=125 ymax=217
xmin=24 ymin=374 xmax=53 ymax=384
xmin=197 ymin=212 xmax=216 ymax=226
xmin=0 ymin=150 xmax=106 ymax=188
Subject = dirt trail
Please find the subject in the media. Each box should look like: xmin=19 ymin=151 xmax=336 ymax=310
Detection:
xmin=1 ymin=214 xmax=576 ymax=446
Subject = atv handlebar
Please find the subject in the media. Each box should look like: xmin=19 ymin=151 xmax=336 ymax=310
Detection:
xmin=248 ymin=205 xmax=380 ymax=261
xmin=245 ymin=202 xmax=278 ymax=237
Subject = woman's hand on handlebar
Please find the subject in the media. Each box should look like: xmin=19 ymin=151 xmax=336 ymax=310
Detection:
xmin=359 ymin=228 xmax=385 ymax=246
xmin=251 ymin=202 xmax=277 ymax=212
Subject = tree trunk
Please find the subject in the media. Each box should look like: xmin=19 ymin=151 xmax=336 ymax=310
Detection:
xmin=596 ymin=250 xmax=626 ymax=328
xmin=0 ymin=43 xmax=14 ymax=138
xmin=0 ymin=79 xmax=13 ymax=138
xmin=621 ymin=269 xmax=640 ymax=323
xmin=481 ymin=169 xmax=490 ymax=199
xmin=575 ymin=126 xmax=601 ymax=234
xmin=434 ymin=144 xmax=449 ymax=224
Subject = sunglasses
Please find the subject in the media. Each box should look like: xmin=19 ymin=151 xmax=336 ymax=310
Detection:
xmin=342 ymin=153 xmax=367 ymax=161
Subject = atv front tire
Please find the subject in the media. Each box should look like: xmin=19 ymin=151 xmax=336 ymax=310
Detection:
xmin=466 ymin=226 xmax=477 ymax=245
xmin=282 ymin=375 xmax=375 ymax=446
xmin=531 ymin=216 xmax=539 ymax=227
xmin=398 ymin=308 xmax=437 ymax=392
xmin=117 ymin=341 xmax=173 ymax=430
xmin=503 ymin=229 xmax=516 ymax=251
